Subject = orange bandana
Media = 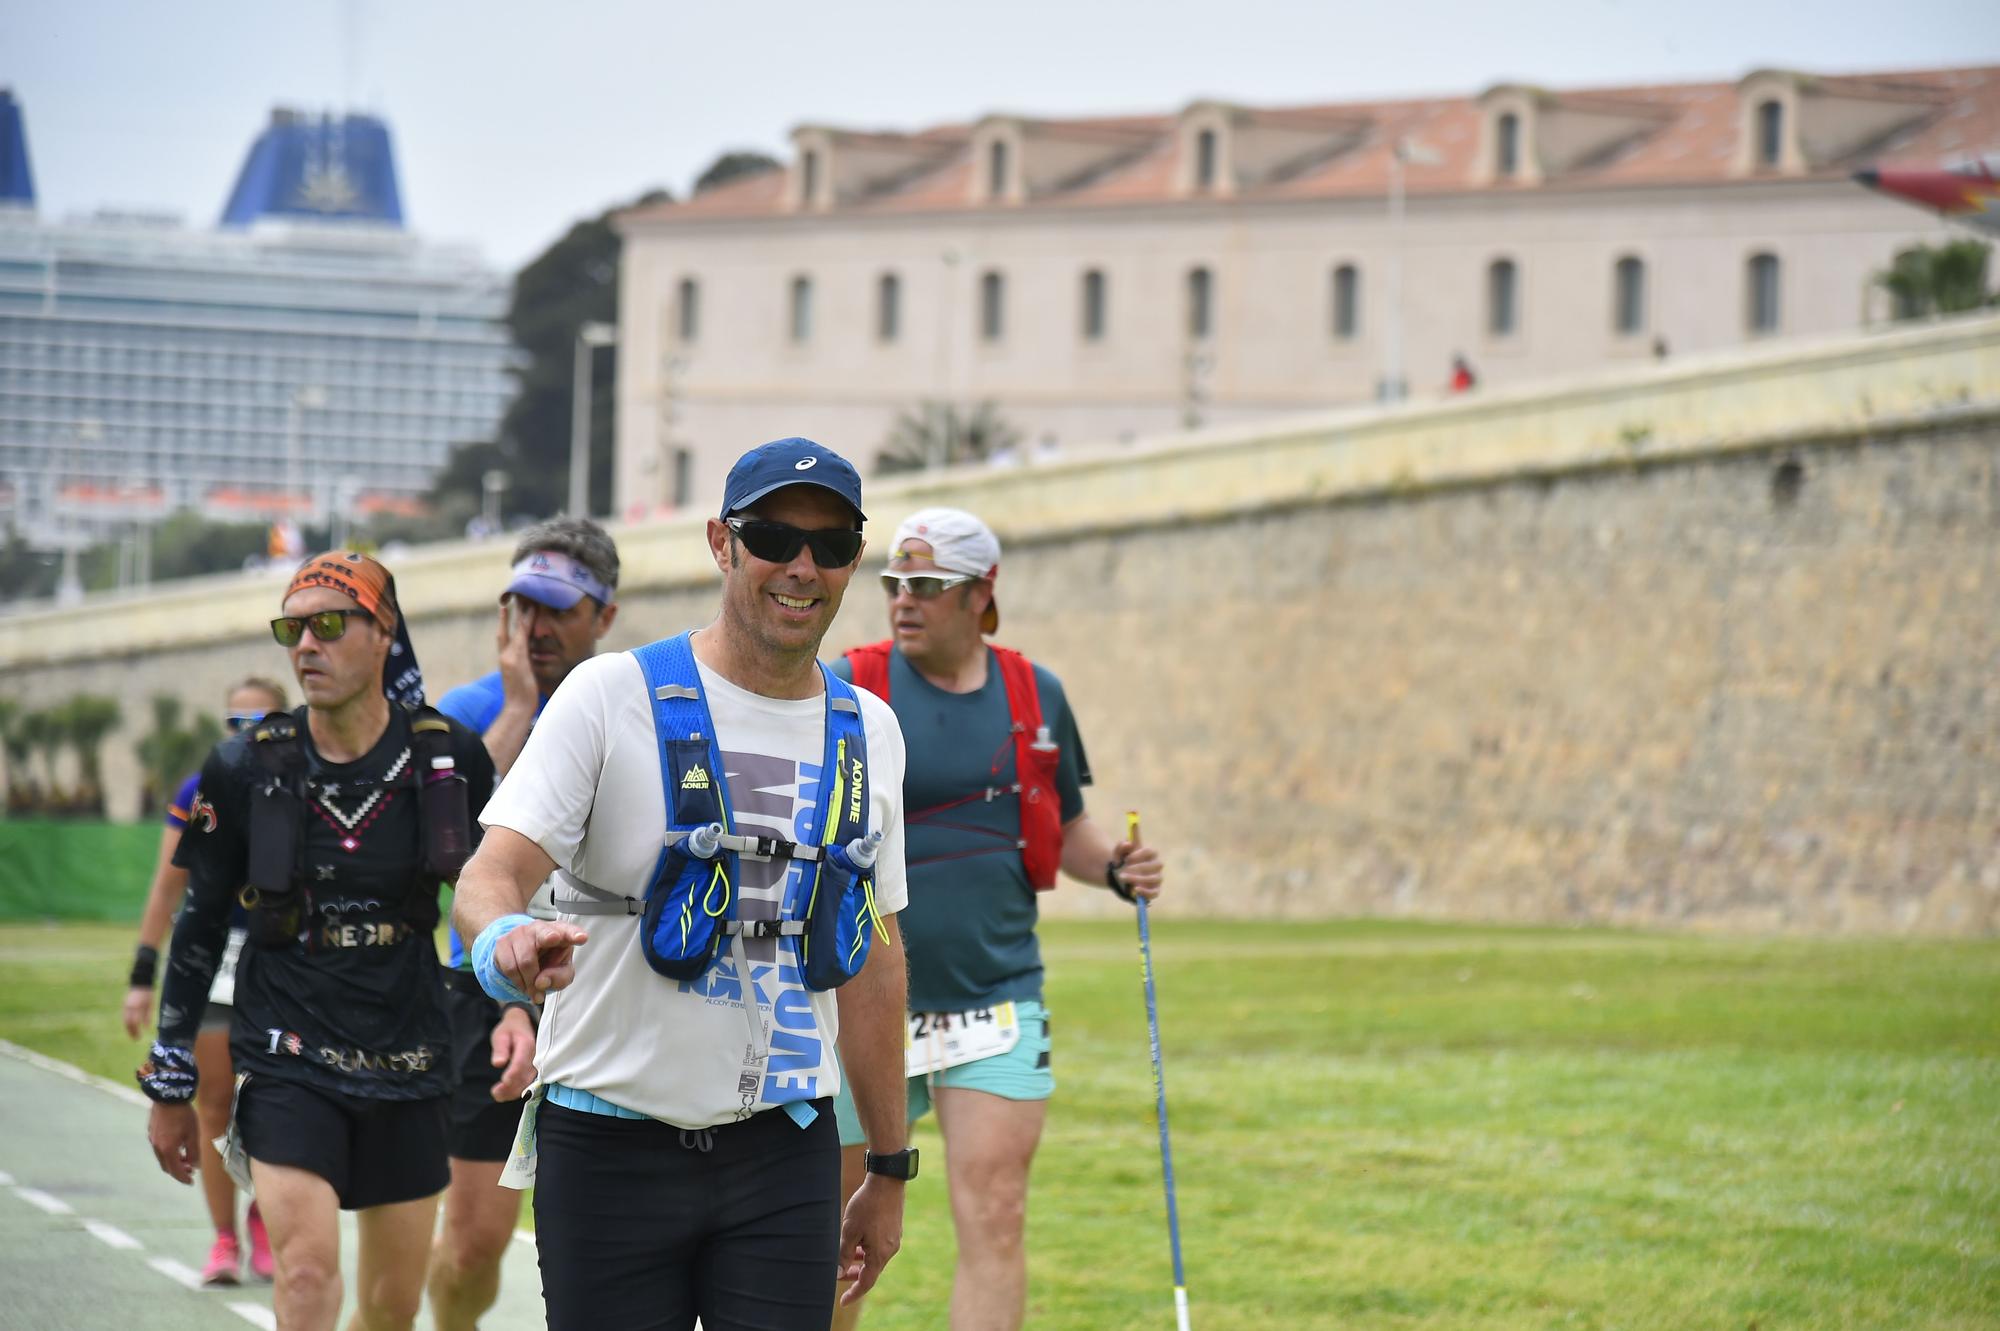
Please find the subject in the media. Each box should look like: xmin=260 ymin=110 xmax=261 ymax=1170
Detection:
xmin=286 ymin=551 xmax=398 ymax=633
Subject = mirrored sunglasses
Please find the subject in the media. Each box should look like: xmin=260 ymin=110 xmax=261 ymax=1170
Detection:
xmin=224 ymin=712 xmax=267 ymax=733
xmin=880 ymin=571 xmax=975 ymax=600
xmin=725 ymin=517 xmax=864 ymax=568
xmin=270 ymin=608 xmax=372 ymax=647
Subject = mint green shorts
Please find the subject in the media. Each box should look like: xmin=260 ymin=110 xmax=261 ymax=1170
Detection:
xmin=832 ymin=1001 xmax=1052 ymax=1148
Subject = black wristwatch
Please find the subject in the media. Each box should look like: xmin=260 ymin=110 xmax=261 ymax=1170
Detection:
xmin=864 ymin=1147 xmax=920 ymax=1181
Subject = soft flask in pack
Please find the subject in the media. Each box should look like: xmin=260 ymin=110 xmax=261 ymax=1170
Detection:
xmin=420 ymin=754 xmax=472 ymax=883
xmin=242 ymin=778 xmax=305 ymax=946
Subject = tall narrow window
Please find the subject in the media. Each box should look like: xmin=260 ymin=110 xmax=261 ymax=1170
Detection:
xmin=1613 ymin=256 xmax=1645 ymax=335
xmin=988 ymin=140 xmax=1009 ymax=199
xmin=1747 ymin=253 xmax=1781 ymax=334
xmin=980 ymin=270 xmax=1005 ymax=342
xmin=876 ymin=273 xmax=900 ymax=343
xmin=672 ymin=447 xmax=692 ymax=508
xmin=789 ymin=275 xmax=813 ymax=343
xmin=800 ymin=149 xmax=820 ymax=205
xmin=1487 ymin=258 xmax=1518 ymax=336
xmin=677 ymin=277 xmax=699 ymax=342
xmin=1496 ymin=112 xmax=1521 ymax=177
xmin=1331 ymin=264 xmax=1360 ymax=340
xmin=1756 ymin=100 xmax=1783 ymax=168
xmin=1080 ymin=269 xmax=1108 ymax=341
xmin=1195 ymin=129 xmax=1218 ymax=191
xmin=1186 ymin=266 xmax=1213 ymax=340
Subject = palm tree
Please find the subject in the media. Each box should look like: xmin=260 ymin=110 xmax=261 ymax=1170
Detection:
xmin=135 ymin=695 xmax=220 ymax=816
xmin=1877 ymin=240 xmax=1994 ymax=320
xmin=59 ymin=695 xmax=124 ymax=814
xmin=876 ymin=401 xmax=1023 ymax=475
xmin=15 ymin=709 xmax=57 ymax=811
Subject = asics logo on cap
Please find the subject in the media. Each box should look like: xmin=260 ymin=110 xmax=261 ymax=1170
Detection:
xmin=795 ymin=456 xmax=818 ymax=470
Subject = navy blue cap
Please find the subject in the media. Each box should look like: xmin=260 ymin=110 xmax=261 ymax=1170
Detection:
xmin=720 ymin=437 xmax=866 ymax=523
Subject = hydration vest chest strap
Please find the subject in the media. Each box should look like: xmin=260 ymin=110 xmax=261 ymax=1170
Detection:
xmin=599 ymin=631 xmax=882 ymax=993
xmin=845 ymin=640 xmax=1064 ymax=890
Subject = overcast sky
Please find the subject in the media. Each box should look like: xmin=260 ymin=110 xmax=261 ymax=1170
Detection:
xmin=5 ymin=0 xmax=1997 ymax=272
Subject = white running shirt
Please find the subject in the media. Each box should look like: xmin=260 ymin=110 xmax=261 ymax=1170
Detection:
xmin=477 ymin=645 xmax=908 ymax=1129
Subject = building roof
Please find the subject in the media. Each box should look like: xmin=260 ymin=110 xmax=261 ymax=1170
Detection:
xmin=626 ymin=64 xmax=2000 ymax=226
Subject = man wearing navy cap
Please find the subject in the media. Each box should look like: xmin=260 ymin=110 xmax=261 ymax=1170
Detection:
xmin=454 ymin=438 xmax=913 ymax=1330
xmin=427 ymin=517 xmax=620 ymax=1330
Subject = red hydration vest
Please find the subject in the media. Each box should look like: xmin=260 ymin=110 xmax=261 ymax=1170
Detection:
xmin=845 ymin=641 xmax=1064 ymax=891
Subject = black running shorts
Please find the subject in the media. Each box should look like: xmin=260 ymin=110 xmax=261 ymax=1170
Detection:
xmin=236 ymin=1075 xmax=449 ymax=1211
xmin=534 ymin=1097 xmax=840 ymax=1331
xmin=442 ymin=970 xmax=528 ymax=1162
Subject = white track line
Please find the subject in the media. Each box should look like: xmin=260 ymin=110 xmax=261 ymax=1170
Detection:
xmin=0 ymin=1036 xmax=150 ymax=1107
xmin=146 ymin=1255 xmax=205 ymax=1290
xmin=15 ymin=1186 xmax=73 ymax=1215
xmin=83 ymin=1218 xmax=144 ymax=1251
xmin=228 ymin=1302 xmax=278 ymax=1329
xmin=2 ymin=1035 xmax=537 ymax=1268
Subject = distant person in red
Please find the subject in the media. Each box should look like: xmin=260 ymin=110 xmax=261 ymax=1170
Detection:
xmin=1450 ymin=354 xmax=1478 ymax=394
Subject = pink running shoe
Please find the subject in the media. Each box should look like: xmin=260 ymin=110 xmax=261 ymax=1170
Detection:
xmin=200 ymin=1231 xmax=242 ymax=1286
xmin=246 ymin=1203 xmax=274 ymax=1280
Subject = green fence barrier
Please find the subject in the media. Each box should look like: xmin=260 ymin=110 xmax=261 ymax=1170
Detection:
xmin=0 ymin=820 xmax=160 ymax=921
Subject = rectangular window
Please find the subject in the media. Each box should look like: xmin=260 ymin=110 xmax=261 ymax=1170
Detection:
xmin=877 ymin=273 xmax=900 ymax=343
xmin=1187 ymin=266 xmax=1213 ymax=340
xmin=1747 ymin=253 xmax=1780 ymax=334
xmin=1487 ymin=258 xmax=1518 ymax=337
xmin=980 ymin=270 xmax=1004 ymax=342
xmin=1613 ymin=256 xmax=1645 ymax=335
xmin=1081 ymin=269 xmax=1107 ymax=342
xmin=677 ymin=277 xmax=699 ymax=342
xmin=1331 ymin=264 xmax=1360 ymax=340
xmin=789 ymin=276 xmax=813 ymax=343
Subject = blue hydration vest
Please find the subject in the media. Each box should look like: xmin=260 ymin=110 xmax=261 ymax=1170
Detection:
xmin=555 ymin=632 xmax=883 ymax=992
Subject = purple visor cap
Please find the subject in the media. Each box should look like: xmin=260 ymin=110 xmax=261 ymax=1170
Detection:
xmin=501 ymin=550 xmax=615 ymax=611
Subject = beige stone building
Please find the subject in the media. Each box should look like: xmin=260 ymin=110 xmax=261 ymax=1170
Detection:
xmin=611 ymin=65 xmax=1997 ymax=520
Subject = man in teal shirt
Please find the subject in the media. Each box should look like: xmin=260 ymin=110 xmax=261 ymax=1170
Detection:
xmin=831 ymin=506 xmax=1164 ymax=1331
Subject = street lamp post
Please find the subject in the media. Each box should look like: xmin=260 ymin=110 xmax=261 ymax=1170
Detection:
xmin=1382 ymin=137 xmax=1440 ymax=404
xmin=569 ymin=322 xmax=617 ymax=517
xmin=284 ymin=384 xmax=327 ymax=528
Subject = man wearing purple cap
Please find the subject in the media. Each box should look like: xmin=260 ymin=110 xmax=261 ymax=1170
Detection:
xmin=453 ymin=438 xmax=912 ymax=1330
xmin=428 ymin=517 xmax=620 ymax=1330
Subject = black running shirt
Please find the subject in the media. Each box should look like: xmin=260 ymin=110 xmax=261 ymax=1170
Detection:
xmin=159 ymin=705 xmax=495 ymax=1102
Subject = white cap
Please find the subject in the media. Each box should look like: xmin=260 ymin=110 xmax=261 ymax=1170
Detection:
xmin=890 ymin=506 xmax=1002 ymax=633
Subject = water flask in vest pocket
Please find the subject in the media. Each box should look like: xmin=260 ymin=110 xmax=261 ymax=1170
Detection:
xmin=638 ymin=823 xmax=732 ymax=980
xmin=243 ymin=781 xmax=304 ymax=946
xmin=419 ymin=756 xmax=472 ymax=882
xmin=637 ymin=739 xmax=733 ymax=980
xmin=796 ymin=830 xmax=883 ymax=991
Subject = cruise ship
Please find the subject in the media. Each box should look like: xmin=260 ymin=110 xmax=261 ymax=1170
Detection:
xmin=0 ymin=93 xmax=514 ymax=557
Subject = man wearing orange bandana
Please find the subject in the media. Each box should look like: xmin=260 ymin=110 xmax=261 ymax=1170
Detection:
xmin=140 ymin=551 xmax=495 ymax=1331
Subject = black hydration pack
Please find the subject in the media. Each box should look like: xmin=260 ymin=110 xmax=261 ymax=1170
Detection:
xmin=238 ymin=706 xmax=472 ymax=950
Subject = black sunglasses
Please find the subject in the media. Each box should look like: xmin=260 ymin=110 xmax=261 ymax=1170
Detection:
xmin=725 ymin=517 xmax=864 ymax=568
xmin=270 ymin=608 xmax=372 ymax=647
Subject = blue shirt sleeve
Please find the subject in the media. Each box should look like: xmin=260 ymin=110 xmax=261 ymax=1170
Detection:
xmin=436 ymin=673 xmax=506 ymax=734
xmin=165 ymin=771 xmax=203 ymax=829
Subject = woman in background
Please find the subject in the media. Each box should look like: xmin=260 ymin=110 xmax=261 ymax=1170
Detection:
xmin=121 ymin=676 xmax=289 ymax=1285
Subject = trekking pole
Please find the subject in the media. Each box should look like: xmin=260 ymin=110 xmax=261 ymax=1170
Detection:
xmin=1127 ymin=810 xmax=1191 ymax=1331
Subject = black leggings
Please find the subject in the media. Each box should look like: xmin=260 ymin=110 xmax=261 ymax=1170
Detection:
xmin=534 ymin=1099 xmax=840 ymax=1331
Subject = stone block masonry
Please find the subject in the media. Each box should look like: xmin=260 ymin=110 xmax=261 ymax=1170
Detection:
xmin=5 ymin=317 xmax=1997 ymax=934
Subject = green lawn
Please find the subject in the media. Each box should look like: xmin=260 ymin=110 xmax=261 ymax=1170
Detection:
xmin=6 ymin=919 xmax=1995 ymax=1329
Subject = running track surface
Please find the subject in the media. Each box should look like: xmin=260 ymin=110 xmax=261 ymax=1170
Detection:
xmin=0 ymin=1038 xmax=545 ymax=1329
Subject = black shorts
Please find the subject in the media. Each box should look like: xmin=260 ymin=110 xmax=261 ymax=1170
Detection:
xmin=236 ymin=1076 xmax=449 ymax=1211
xmin=442 ymin=969 xmax=528 ymax=1161
xmin=534 ymin=1098 xmax=839 ymax=1331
